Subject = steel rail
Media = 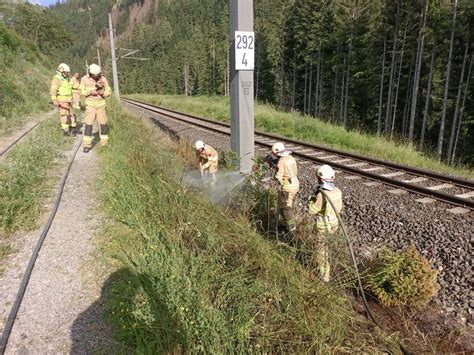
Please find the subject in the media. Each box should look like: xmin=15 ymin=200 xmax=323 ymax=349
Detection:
xmin=122 ymin=98 xmax=474 ymax=210
xmin=0 ymin=122 xmax=41 ymax=157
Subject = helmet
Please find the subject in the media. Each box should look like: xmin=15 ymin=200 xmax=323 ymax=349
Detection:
xmin=271 ymin=142 xmax=286 ymax=156
xmin=317 ymin=164 xmax=335 ymax=181
xmin=195 ymin=140 xmax=205 ymax=150
xmin=58 ymin=63 xmax=70 ymax=73
xmin=88 ymin=64 xmax=101 ymax=75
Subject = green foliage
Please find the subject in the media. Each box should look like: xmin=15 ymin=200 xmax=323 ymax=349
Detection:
xmin=98 ymin=102 xmax=397 ymax=352
xmin=0 ymin=117 xmax=73 ymax=233
xmin=126 ymin=94 xmax=474 ymax=179
xmin=363 ymin=246 xmax=438 ymax=307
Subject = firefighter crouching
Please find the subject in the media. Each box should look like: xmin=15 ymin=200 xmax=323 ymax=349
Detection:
xmin=50 ymin=63 xmax=77 ymax=136
xmin=272 ymin=142 xmax=300 ymax=237
xmin=307 ymin=164 xmax=343 ymax=282
xmin=195 ymin=140 xmax=218 ymax=184
xmin=80 ymin=64 xmax=111 ymax=153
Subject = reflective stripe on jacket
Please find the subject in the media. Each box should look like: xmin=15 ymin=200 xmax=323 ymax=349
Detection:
xmin=50 ymin=73 xmax=72 ymax=102
xmin=80 ymin=75 xmax=111 ymax=108
xmin=308 ymin=187 xmax=343 ymax=232
xmin=199 ymin=145 xmax=218 ymax=169
xmin=275 ymin=155 xmax=299 ymax=192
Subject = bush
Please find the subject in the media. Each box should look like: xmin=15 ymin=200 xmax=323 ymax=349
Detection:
xmin=364 ymin=246 xmax=438 ymax=307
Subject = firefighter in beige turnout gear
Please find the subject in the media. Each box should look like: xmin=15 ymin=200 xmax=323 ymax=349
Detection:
xmin=195 ymin=140 xmax=218 ymax=184
xmin=272 ymin=142 xmax=300 ymax=236
xmin=308 ymin=164 xmax=343 ymax=282
xmin=80 ymin=64 xmax=111 ymax=153
xmin=50 ymin=63 xmax=77 ymax=136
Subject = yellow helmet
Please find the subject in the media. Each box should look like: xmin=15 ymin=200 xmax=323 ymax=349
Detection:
xmin=88 ymin=63 xmax=101 ymax=75
xmin=58 ymin=63 xmax=70 ymax=73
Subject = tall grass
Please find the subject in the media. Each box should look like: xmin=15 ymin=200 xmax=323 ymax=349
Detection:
xmin=98 ymin=103 xmax=399 ymax=352
xmin=0 ymin=23 xmax=51 ymax=137
xmin=126 ymin=94 xmax=474 ymax=179
xmin=0 ymin=117 xmax=73 ymax=234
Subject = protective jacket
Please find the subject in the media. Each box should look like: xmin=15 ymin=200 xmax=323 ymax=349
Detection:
xmin=199 ymin=145 xmax=218 ymax=169
xmin=275 ymin=155 xmax=299 ymax=192
xmin=308 ymin=187 xmax=343 ymax=232
xmin=50 ymin=72 xmax=72 ymax=102
xmin=80 ymin=75 xmax=111 ymax=108
xmin=70 ymin=76 xmax=80 ymax=93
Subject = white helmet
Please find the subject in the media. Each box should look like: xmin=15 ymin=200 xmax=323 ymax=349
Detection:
xmin=195 ymin=140 xmax=205 ymax=150
xmin=317 ymin=164 xmax=335 ymax=181
xmin=88 ymin=63 xmax=101 ymax=75
xmin=271 ymin=142 xmax=286 ymax=156
xmin=58 ymin=63 xmax=70 ymax=73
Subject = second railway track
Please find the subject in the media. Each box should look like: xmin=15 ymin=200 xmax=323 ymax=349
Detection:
xmin=122 ymin=97 xmax=474 ymax=213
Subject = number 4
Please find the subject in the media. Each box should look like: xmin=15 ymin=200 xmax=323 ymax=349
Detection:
xmin=242 ymin=53 xmax=248 ymax=66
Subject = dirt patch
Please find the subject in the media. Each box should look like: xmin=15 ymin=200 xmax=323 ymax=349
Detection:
xmin=0 ymin=137 xmax=115 ymax=352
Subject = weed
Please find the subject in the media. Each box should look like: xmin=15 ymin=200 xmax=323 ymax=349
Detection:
xmin=363 ymin=245 xmax=438 ymax=307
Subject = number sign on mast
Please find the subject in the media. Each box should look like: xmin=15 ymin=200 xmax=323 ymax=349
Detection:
xmin=235 ymin=31 xmax=255 ymax=70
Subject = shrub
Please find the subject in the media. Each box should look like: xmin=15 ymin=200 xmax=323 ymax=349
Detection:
xmin=364 ymin=245 xmax=438 ymax=307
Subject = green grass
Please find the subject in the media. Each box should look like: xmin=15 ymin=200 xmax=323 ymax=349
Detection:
xmin=97 ymin=102 xmax=400 ymax=352
xmin=126 ymin=94 xmax=474 ymax=179
xmin=0 ymin=116 xmax=74 ymax=234
xmin=0 ymin=23 xmax=51 ymax=137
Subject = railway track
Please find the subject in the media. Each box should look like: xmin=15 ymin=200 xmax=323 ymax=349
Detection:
xmin=122 ymin=97 xmax=474 ymax=213
xmin=0 ymin=122 xmax=41 ymax=158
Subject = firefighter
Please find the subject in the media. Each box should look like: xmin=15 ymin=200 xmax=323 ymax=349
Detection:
xmin=80 ymin=64 xmax=111 ymax=153
xmin=195 ymin=140 xmax=218 ymax=184
xmin=272 ymin=142 xmax=300 ymax=237
xmin=307 ymin=164 xmax=343 ymax=282
xmin=50 ymin=63 xmax=77 ymax=136
xmin=70 ymin=72 xmax=81 ymax=108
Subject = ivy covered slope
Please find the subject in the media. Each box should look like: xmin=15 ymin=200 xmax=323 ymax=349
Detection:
xmin=0 ymin=1 xmax=72 ymax=136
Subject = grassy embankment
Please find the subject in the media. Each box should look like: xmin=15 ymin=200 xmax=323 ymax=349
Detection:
xmin=126 ymin=94 xmax=474 ymax=179
xmin=0 ymin=22 xmax=51 ymax=137
xmin=97 ymin=102 xmax=401 ymax=352
xmin=0 ymin=117 xmax=74 ymax=272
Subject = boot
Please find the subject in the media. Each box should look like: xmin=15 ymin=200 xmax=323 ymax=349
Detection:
xmin=63 ymin=129 xmax=71 ymax=137
xmin=69 ymin=126 xmax=76 ymax=137
xmin=83 ymin=146 xmax=90 ymax=153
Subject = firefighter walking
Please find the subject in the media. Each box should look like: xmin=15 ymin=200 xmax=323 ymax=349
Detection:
xmin=308 ymin=165 xmax=343 ymax=282
xmin=70 ymin=72 xmax=81 ymax=124
xmin=195 ymin=140 xmax=218 ymax=184
xmin=50 ymin=63 xmax=77 ymax=136
xmin=80 ymin=64 xmax=111 ymax=153
xmin=271 ymin=142 xmax=300 ymax=237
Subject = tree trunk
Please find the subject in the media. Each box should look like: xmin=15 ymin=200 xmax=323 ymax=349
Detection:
xmin=408 ymin=0 xmax=428 ymax=142
xmin=391 ymin=26 xmax=407 ymax=139
xmin=384 ymin=1 xmax=400 ymax=135
xmin=292 ymin=56 xmax=296 ymax=110
xmin=314 ymin=50 xmax=321 ymax=117
xmin=437 ymin=0 xmax=458 ymax=159
xmin=304 ymin=63 xmax=308 ymax=114
xmin=402 ymin=56 xmax=415 ymax=138
xmin=452 ymin=54 xmax=473 ymax=163
xmin=420 ymin=46 xmax=436 ymax=146
xmin=340 ymin=56 xmax=346 ymax=123
xmin=318 ymin=56 xmax=324 ymax=117
xmin=377 ymin=33 xmax=387 ymax=135
xmin=184 ymin=63 xmax=190 ymax=96
xmin=343 ymin=30 xmax=353 ymax=127
xmin=279 ymin=59 xmax=284 ymax=108
xmin=332 ymin=69 xmax=338 ymax=121
xmin=447 ymin=42 xmax=469 ymax=164
xmin=308 ymin=55 xmax=314 ymax=114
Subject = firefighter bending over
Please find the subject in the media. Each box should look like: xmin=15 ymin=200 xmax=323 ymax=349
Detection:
xmin=50 ymin=63 xmax=77 ymax=136
xmin=308 ymin=164 xmax=343 ymax=282
xmin=195 ymin=140 xmax=218 ymax=184
xmin=272 ymin=142 xmax=300 ymax=237
xmin=80 ymin=64 xmax=111 ymax=153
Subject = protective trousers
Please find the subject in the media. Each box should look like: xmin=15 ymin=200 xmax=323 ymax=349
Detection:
xmin=58 ymin=102 xmax=76 ymax=132
xmin=82 ymin=106 xmax=108 ymax=148
xmin=315 ymin=227 xmax=338 ymax=281
xmin=278 ymin=190 xmax=297 ymax=232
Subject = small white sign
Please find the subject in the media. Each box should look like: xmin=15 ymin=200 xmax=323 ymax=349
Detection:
xmin=235 ymin=31 xmax=255 ymax=71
